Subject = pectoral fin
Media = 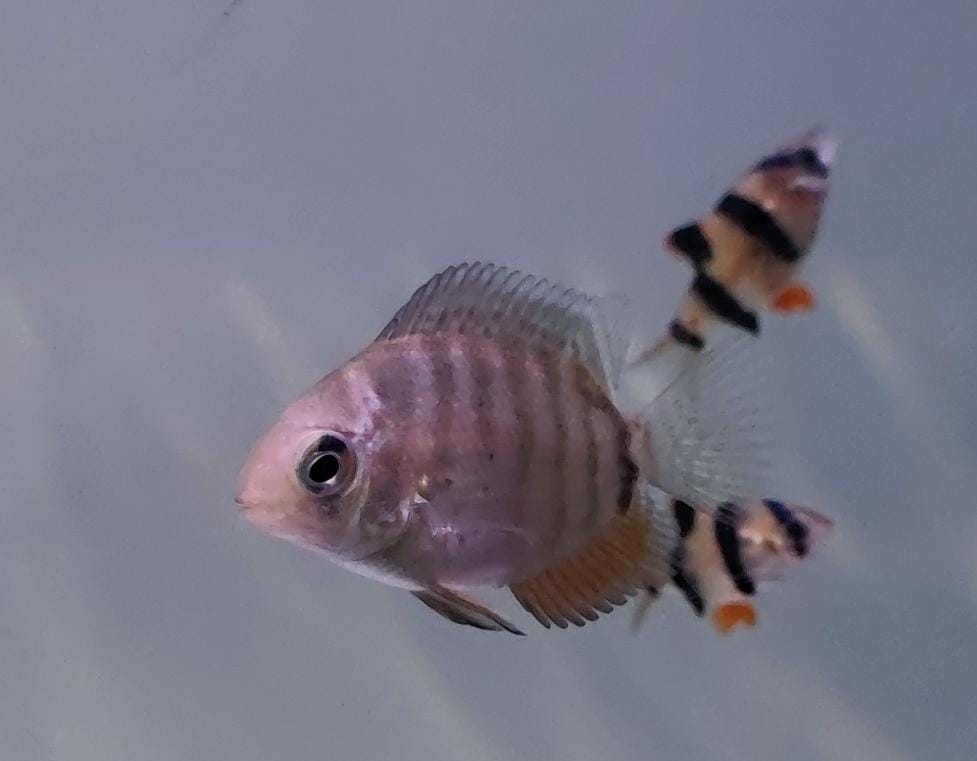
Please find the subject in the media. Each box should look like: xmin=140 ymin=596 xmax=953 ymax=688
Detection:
xmin=412 ymin=587 xmax=525 ymax=636
xmin=772 ymin=282 xmax=815 ymax=313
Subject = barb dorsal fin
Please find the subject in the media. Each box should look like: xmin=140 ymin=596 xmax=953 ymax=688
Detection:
xmin=376 ymin=262 xmax=630 ymax=391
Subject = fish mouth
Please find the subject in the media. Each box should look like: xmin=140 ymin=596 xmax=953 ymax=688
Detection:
xmin=235 ymin=499 xmax=277 ymax=532
xmin=233 ymin=491 xmax=253 ymax=514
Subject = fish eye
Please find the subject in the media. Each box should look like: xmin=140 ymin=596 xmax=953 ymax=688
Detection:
xmin=298 ymin=434 xmax=356 ymax=495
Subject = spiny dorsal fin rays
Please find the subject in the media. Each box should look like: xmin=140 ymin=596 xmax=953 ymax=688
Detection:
xmin=376 ymin=262 xmax=631 ymax=394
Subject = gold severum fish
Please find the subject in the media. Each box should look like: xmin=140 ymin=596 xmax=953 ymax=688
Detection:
xmin=235 ymin=262 xmax=831 ymax=634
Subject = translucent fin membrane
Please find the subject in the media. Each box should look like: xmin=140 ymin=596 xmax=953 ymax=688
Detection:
xmin=377 ymin=261 xmax=631 ymax=392
xmin=623 ymin=330 xmax=777 ymax=508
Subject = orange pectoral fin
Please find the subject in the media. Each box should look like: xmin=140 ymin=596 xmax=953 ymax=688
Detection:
xmin=510 ymin=509 xmax=669 ymax=630
xmin=712 ymin=602 xmax=758 ymax=634
xmin=772 ymin=282 xmax=816 ymax=314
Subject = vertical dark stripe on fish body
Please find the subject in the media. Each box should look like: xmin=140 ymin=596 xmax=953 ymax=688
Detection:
xmin=691 ymin=272 xmax=760 ymax=335
xmin=451 ymin=336 xmax=479 ymax=450
xmin=668 ymin=223 xmax=713 ymax=267
xmin=572 ymin=363 xmax=636 ymax=518
xmin=672 ymin=499 xmax=697 ymax=538
xmin=715 ymin=193 xmax=802 ymax=264
xmin=429 ymin=336 xmax=457 ymax=482
xmin=503 ymin=344 xmax=533 ymax=522
xmin=540 ymin=350 xmax=569 ymax=554
xmin=669 ymin=319 xmax=705 ymax=351
xmin=763 ymin=499 xmax=810 ymax=557
xmin=714 ymin=502 xmax=756 ymax=596
xmin=615 ymin=423 xmax=637 ymax=514
xmin=469 ymin=340 xmax=497 ymax=459
xmin=572 ymin=365 xmax=602 ymax=541
xmin=670 ymin=545 xmax=705 ymax=616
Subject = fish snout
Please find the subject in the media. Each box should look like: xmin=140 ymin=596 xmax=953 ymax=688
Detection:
xmin=234 ymin=468 xmax=262 ymax=514
xmin=234 ymin=487 xmax=258 ymax=518
xmin=234 ymin=478 xmax=265 ymax=516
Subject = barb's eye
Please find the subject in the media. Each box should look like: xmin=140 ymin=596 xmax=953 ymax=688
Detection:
xmin=298 ymin=434 xmax=356 ymax=495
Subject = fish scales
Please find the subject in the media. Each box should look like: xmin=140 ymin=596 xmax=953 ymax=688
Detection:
xmin=345 ymin=332 xmax=631 ymax=586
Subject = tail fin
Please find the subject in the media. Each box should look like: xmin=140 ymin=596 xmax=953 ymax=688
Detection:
xmin=620 ymin=330 xmax=777 ymax=509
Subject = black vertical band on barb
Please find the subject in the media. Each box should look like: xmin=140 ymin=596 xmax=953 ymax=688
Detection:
xmin=691 ymin=272 xmax=759 ymax=335
xmin=670 ymin=553 xmax=705 ymax=616
xmin=667 ymin=223 xmax=712 ymax=267
xmin=715 ymin=193 xmax=802 ymax=263
xmin=715 ymin=503 xmax=756 ymax=596
xmin=764 ymin=499 xmax=810 ymax=558
xmin=754 ymin=147 xmax=830 ymax=178
xmin=668 ymin=320 xmax=705 ymax=351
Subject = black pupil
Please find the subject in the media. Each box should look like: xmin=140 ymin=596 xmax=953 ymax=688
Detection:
xmin=308 ymin=453 xmax=340 ymax=484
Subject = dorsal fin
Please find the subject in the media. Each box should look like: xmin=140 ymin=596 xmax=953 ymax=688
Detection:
xmin=377 ymin=262 xmax=630 ymax=391
xmin=509 ymin=503 xmax=671 ymax=629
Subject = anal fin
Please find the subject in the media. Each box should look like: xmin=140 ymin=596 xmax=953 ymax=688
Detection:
xmin=412 ymin=587 xmax=525 ymax=636
xmin=772 ymin=282 xmax=815 ymax=313
xmin=510 ymin=508 xmax=669 ymax=629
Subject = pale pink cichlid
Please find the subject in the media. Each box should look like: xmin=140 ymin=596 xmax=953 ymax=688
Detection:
xmin=235 ymin=262 xmax=832 ymax=635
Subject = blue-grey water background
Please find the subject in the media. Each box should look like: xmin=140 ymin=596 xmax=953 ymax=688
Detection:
xmin=2 ymin=2 xmax=976 ymax=760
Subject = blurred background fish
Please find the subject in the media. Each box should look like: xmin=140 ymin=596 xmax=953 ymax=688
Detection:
xmin=236 ymin=262 xmax=832 ymax=634
xmin=633 ymin=496 xmax=833 ymax=634
xmin=647 ymin=128 xmax=837 ymax=357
